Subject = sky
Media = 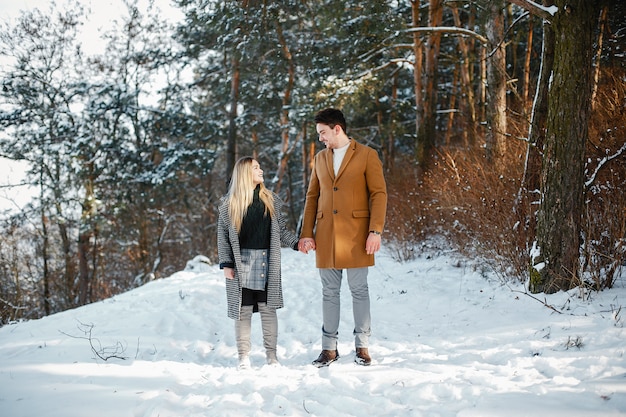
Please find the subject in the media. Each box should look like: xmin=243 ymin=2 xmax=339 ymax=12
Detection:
xmin=0 ymin=0 xmax=183 ymax=26
xmin=0 ymin=245 xmax=625 ymax=416
xmin=0 ymin=0 xmax=183 ymax=214
xmin=0 ymin=0 xmax=174 ymax=54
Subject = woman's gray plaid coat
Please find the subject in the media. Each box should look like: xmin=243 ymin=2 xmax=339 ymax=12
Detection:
xmin=217 ymin=193 xmax=299 ymax=320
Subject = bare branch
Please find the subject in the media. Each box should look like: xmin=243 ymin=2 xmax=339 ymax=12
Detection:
xmin=508 ymin=288 xmax=564 ymax=314
xmin=0 ymin=297 xmax=27 ymax=310
xmin=59 ymin=321 xmax=128 ymax=361
xmin=0 ymin=182 xmax=33 ymax=189
xmin=405 ymin=26 xmax=488 ymax=45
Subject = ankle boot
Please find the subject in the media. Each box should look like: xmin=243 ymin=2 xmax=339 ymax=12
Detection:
xmin=235 ymin=305 xmax=254 ymax=367
xmin=258 ymin=302 xmax=279 ymax=365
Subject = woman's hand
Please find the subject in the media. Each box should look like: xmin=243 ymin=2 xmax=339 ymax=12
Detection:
xmin=224 ymin=267 xmax=235 ymax=279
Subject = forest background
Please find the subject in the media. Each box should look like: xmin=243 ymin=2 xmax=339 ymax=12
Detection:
xmin=0 ymin=0 xmax=624 ymax=324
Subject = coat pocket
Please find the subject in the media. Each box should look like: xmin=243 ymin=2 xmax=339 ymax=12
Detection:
xmin=352 ymin=210 xmax=370 ymax=218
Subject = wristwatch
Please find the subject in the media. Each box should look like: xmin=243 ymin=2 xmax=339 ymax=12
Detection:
xmin=369 ymin=230 xmax=381 ymax=235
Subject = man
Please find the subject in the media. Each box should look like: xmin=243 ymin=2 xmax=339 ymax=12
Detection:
xmin=299 ymin=108 xmax=387 ymax=367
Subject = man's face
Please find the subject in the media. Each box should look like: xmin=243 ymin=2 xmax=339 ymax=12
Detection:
xmin=316 ymin=123 xmax=341 ymax=149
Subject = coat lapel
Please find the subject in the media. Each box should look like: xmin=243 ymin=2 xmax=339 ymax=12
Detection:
xmin=324 ymin=148 xmax=335 ymax=180
xmin=335 ymin=140 xmax=356 ymax=180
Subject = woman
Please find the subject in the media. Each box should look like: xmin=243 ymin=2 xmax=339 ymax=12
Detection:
xmin=217 ymin=157 xmax=299 ymax=368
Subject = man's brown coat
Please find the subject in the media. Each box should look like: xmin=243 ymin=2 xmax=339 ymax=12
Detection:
xmin=301 ymin=139 xmax=387 ymax=269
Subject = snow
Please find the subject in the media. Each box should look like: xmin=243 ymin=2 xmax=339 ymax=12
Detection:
xmin=0 ymin=158 xmax=35 ymax=215
xmin=1 ymin=246 xmax=625 ymax=416
xmin=519 ymin=1 xmax=559 ymax=17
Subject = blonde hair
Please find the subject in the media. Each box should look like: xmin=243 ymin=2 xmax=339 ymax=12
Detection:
xmin=227 ymin=157 xmax=275 ymax=232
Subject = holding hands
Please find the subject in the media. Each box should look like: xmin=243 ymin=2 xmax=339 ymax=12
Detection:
xmin=298 ymin=238 xmax=316 ymax=254
xmin=223 ymin=237 xmax=315 ymax=280
xmin=298 ymin=234 xmax=380 ymax=255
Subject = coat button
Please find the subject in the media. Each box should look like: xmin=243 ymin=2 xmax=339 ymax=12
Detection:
xmin=333 ymin=187 xmax=338 ymax=191
xmin=333 ymin=210 xmax=338 ymax=214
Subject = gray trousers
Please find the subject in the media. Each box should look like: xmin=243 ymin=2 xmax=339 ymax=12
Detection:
xmin=235 ymin=302 xmax=278 ymax=362
xmin=319 ymin=267 xmax=371 ymax=350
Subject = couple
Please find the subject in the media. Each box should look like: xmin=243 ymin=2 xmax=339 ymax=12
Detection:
xmin=217 ymin=108 xmax=387 ymax=369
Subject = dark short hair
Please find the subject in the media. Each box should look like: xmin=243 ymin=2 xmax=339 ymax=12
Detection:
xmin=314 ymin=108 xmax=347 ymax=134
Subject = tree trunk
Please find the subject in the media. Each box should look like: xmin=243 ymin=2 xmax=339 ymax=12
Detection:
xmin=77 ymin=230 xmax=91 ymax=304
xmin=518 ymin=1 xmax=555 ymax=236
xmin=485 ymin=0 xmax=507 ymax=169
xmin=39 ymin=170 xmax=51 ymax=316
xmin=445 ymin=68 xmax=459 ymax=146
xmin=451 ymin=6 xmax=477 ymax=147
xmin=478 ymin=45 xmax=487 ymax=124
xmin=274 ymin=20 xmax=295 ymax=195
xmin=388 ymin=71 xmax=399 ymax=168
xmin=591 ymin=6 xmax=608 ymax=109
xmin=531 ymin=0 xmax=601 ymax=293
xmin=522 ymin=17 xmax=534 ymax=110
xmin=78 ymin=173 xmax=95 ymax=306
xmin=416 ymin=0 xmax=443 ymax=166
xmin=51 ymin=156 xmax=75 ymax=307
xmin=410 ymin=0 xmax=424 ymax=163
xmin=226 ymin=56 xmax=240 ymax=190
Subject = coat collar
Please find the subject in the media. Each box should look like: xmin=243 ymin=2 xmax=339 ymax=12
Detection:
xmin=324 ymin=138 xmax=356 ymax=181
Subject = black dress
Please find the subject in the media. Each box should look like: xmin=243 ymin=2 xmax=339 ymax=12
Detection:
xmin=238 ymin=185 xmax=271 ymax=308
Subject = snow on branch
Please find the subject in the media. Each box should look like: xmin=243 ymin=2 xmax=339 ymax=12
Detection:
xmin=356 ymin=58 xmax=413 ymax=79
xmin=586 ymin=141 xmax=626 ymax=188
xmin=507 ymin=0 xmax=558 ymax=21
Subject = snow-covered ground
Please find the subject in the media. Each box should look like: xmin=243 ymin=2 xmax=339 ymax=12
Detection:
xmin=1 ymin=245 xmax=625 ymax=416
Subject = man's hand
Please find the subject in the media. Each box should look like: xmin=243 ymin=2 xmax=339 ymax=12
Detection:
xmin=365 ymin=232 xmax=381 ymax=255
xmin=224 ymin=267 xmax=235 ymax=279
xmin=298 ymin=237 xmax=316 ymax=254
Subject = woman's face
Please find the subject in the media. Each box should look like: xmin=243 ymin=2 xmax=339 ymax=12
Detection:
xmin=251 ymin=160 xmax=264 ymax=185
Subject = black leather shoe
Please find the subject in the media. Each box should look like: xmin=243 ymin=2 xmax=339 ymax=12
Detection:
xmin=312 ymin=349 xmax=339 ymax=367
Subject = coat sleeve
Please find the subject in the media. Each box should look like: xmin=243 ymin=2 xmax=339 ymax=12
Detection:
xmin=365 ymin=148 xmax=387 ymax=234
xmin=217 ymin=200 xmax=235 ymax=269
xmin=300 ymin=154 xmax=321 ymax=239
xmin=274 ymin=194 xmax=299 ymax=250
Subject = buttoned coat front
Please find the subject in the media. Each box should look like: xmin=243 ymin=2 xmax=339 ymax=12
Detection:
xmin=217 ymin=193 xmax=299 ymax=320
xmin=301 ymin=139 xmax=387 ymax=269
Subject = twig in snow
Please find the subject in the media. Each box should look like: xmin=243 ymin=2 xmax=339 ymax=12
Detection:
xmin=59 ymin=320 xmax=128 ymax=361
xmin=508 ymin=288 xmax=563 ymax=314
